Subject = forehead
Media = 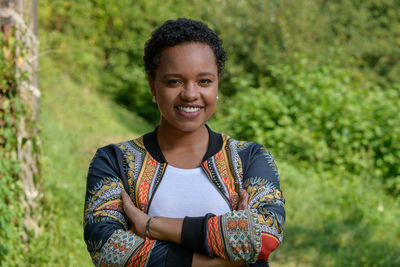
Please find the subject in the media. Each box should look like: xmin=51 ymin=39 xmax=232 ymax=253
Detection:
xmin=156 ymin=42 xmax=217 ymax=76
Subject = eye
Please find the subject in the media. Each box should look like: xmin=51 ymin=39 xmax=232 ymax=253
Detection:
xmin=166 ymin=79 xmax=181 ymax=87
xmin=198 ymin=79 xmax=212 ymax=86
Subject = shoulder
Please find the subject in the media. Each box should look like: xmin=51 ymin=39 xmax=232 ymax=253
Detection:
xmin=221 ymin=133 xmax=272 ymax=157
xmin=115 ymin=135 xmax=146 ymax=151
xmin=220 ymin=133 xmax=278 ymax=177
xmin=95 ymin=135 xmax=147 ymax=157
xmin=89 ymin=135 xmax=147 ymax=170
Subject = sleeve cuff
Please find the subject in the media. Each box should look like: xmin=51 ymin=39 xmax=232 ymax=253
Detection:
xmin=165 ymin=243 xmax=193 ymax=267
xmin=181 ymin=213 xmax=214 ymax=256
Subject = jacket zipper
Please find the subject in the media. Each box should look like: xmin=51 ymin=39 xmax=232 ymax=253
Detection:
xmin=200 ymin=162 xmax=233 ymax=212
xmin=147 ymin=162 xmax=167 ymax=212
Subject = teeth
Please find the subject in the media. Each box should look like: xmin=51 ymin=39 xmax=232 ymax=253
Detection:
xmin=177 ymin=106 xmax=200 ymax=113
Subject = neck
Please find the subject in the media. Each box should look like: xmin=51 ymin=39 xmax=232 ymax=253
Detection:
xmin=156 ymin=122 xmax=209 ymax=152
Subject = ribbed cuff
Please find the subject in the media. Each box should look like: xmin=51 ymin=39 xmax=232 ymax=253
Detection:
xmin=249 ymin=260 xmax=270 ymax=267
xmin=181 ymin=213 xmax=214 ymax=256
xmin=165 ymin=243 xmax=193 ymax=267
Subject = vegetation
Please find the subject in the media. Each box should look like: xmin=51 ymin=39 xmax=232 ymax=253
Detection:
xmin=0 ymin=28 xmax=40 ymax=264
xmin=1 ymin=0 xmax=399 ymax=265
xmin=268 ymin=162 xmax=400 ymax=266
xmin=40 ymin=0 xmax=400 ymax=118
xmin=0 ymin=29 xmax=24 ymax=264
xmin=216 ymin=52 xmax=400 ymax=194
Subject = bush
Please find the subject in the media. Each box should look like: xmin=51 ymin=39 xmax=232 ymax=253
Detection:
xmin=40 ymin=0 xmax=400 ymax=123
xmin=217 ymin=52 xmax=400 ymax=194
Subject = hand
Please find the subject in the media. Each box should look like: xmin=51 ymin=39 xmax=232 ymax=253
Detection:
xmin=237 ymin=189 xmax=249 ymax=211
xmin=121 ymin=189 xmax=150 ymax=237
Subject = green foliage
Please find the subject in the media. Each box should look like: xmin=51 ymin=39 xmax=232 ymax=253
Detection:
xmin=195 ymin=0 xmax=400 ymax=97
xmin=40 ymin=0 xmax=203 ymax=123
xmin=211 ymin=0 xmax=400 ymax=88
xmin=0 ymin=105 xmax=25 ymax=263
xmin=202 ymin=0 xmax=331 ymax=95
xmin=39 ymin=1 xmax=102 ymax=87
xmin=39 ymin=0 xmax=400 ymax=122
xmin=217 ymin=52 xmax=400 ymax=193
xmin=322 ymin=0 xmax=400 ymax=86
xmin=0 ymin=30 xmax=33 ymax=264
xmin=270 ymin=162 xmax=400 ymax=266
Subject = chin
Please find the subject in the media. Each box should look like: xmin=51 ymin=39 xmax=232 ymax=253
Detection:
xmin=175 ymin=123 xmax=205 ymax=133
xmin=160 ymin=115 xmax=210 ymax=133
xmin=170 ymin=119 xmax=207 ymax=133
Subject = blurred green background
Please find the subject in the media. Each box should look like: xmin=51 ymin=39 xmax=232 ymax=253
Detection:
xmin=2 ymin=0 xmax=400 ymax=266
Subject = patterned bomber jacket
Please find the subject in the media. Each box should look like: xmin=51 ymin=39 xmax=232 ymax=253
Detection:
xmin=84 ymin=127 xmax=285 ymax=266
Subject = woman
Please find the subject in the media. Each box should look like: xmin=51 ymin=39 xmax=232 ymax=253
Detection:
xmin=84 ymin=18 xmax=285 ymax=267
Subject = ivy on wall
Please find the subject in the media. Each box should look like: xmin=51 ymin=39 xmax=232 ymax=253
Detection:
xmin=0 ymin=20 xmax=40 ymax=264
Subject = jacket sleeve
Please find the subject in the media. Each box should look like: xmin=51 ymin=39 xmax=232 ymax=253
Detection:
xmin=181 ymin=143 xmax=285 ymax=263
xmin=84 ymin=147 xmax=193 ymax=267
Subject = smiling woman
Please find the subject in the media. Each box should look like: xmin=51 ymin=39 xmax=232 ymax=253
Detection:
xmin=83 ymin=18 xmax=285 ymax=267
xmin=150 ymin=42 xmax=218 ymax=168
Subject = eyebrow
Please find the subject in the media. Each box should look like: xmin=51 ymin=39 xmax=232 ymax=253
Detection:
xmin=198 ymin=72 xmax=216 ymax=77
xmin=162 ymin=74 xmax=182 ymax=79
xmin=162 ymin=72 xmax=216 ymax=79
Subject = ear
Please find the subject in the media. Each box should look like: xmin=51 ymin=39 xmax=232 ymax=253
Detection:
xmin=148 ymin=76 xmax=156 ymax=97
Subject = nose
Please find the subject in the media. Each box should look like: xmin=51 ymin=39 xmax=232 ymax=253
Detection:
xmin=180 ymin=81 xmax=199 ymax=101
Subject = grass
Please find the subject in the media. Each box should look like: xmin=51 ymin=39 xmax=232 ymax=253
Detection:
xmin=25 ymin=55 xmax=152 ymax=266
xmin=269 ymin=162 xmax=400 ymax=266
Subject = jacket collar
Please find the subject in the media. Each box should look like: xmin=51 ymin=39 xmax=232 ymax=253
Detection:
xmin=143 ymin=125 xmax=223 ymax=163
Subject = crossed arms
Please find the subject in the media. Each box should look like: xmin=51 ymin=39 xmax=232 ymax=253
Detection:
xmin=83 ymin=143 xmax=285 ymax=266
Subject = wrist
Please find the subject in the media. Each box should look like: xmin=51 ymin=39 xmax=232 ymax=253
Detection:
xmin=147 ymin=217 xmax=184 ymax=243
xmin=145 ymin=216 xmax=159 ymax=239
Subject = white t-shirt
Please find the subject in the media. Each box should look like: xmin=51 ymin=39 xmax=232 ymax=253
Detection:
xmin=148 ymin=165 xmax=231 ymax=217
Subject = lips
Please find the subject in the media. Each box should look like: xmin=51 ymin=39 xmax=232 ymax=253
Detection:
xmin=176 ymin=106 xmax=201 ymax=113
xmin=175 ymin=105 xmax=203 ymax=118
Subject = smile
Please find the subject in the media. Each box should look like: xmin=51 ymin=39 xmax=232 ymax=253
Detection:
xmin=176 ymin=106 xmax=201 ymax=113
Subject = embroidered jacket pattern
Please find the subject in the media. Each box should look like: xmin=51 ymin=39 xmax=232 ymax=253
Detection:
xmin=83 ymin=127 xmax=285 ymax=266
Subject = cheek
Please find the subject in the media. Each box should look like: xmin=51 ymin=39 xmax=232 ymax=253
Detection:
xmin=209 ymin=87 xmax=218 ymax=104
xmin=157 ymin=91 xmax=175 ymax=105
xmin=155 ymin=91 xmax=177 ymax=113
xmin=206 ymin=89 xmax=218 ymax=112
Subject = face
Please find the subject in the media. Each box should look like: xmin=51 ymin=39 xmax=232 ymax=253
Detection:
xmin=149 ymin=42 xmax=218 ymax=133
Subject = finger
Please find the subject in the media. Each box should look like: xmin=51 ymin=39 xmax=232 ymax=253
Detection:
xmin=240 ymin=189 xmax=249 ymax=201
xmin=121 ymin=189 xmax=135 ymax=214
xmin=121 ymin=189 xmax=134 ymax=205
xmin=121 ymin=189 xmax=128 ymax=201
xmin=238 ymin=189 xmax=249 ymax=210
xmin=239 ymin=202 xmax=247 ymax=210
xmin=121 ymin=190 xmax=128 ymax=206
xmin=239 ymin=189 xmax=248 ymax=196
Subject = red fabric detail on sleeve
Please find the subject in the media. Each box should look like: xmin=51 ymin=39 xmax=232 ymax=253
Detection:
xmin=207 ymin=216 xmax=227 ymax=259
xmin=257 ymin=234 xmax=279 ymax=261
xmin=127 ymin=238 xmax=155 ymax=267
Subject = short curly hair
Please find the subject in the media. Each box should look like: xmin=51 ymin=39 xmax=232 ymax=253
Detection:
xmin=144 ymin=18 xmax=227 ymax=79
